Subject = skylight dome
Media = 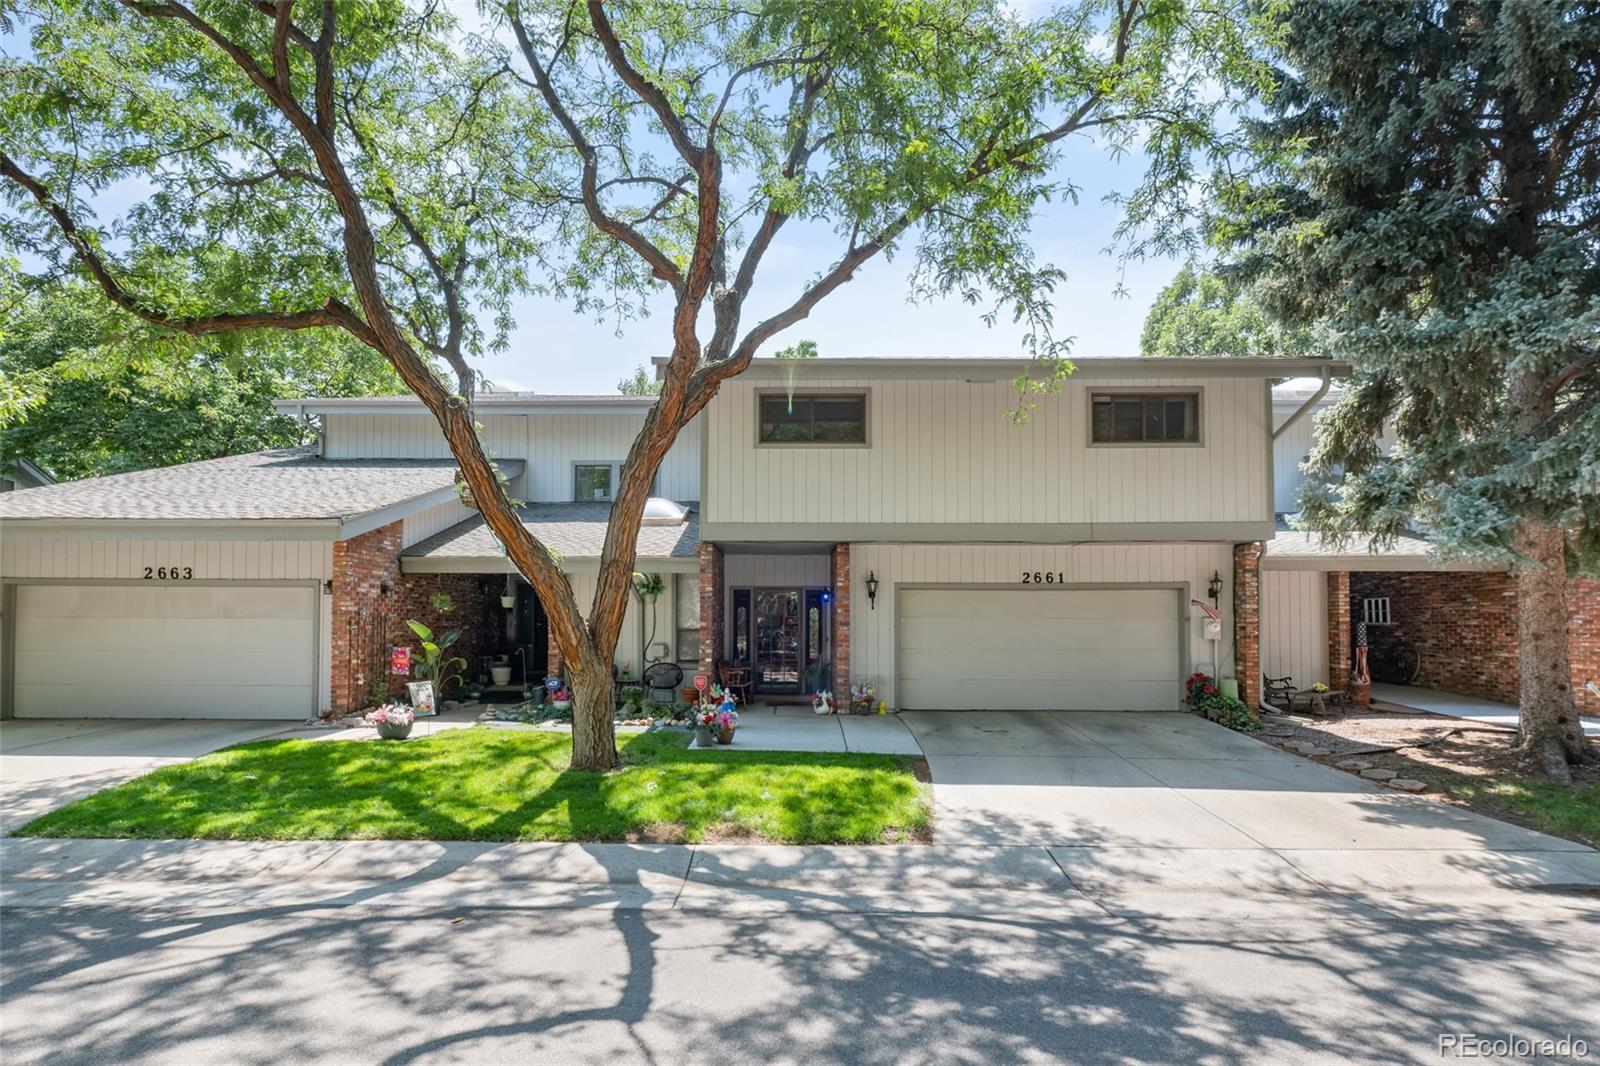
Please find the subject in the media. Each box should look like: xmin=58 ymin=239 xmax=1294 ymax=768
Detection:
xmin=640 ymin=497 xmax=689 ymax=525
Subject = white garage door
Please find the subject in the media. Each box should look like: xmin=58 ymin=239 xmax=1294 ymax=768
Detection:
xmin=897 ymin=587 xmax=1182 ymax=711
xmin=13 ymin=584 xmax=316 ymax=719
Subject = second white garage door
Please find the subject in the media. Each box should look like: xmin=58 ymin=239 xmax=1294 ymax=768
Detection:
xmin=13 ymin=584 xmax=317 ymax=719
xmin=897 ymin=587 xmax=1182 ymax=711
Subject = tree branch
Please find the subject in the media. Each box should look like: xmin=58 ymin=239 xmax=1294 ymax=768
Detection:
xmin=0 ymin=151 xmax=371 ymax=342
xmin=506 ymin=8 xmax=685 ymax=290
xmin=585 ymin=0 xmax=704 ymax=169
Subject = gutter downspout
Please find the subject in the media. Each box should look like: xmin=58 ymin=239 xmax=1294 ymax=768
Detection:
xmin=1271 ymin=366 xmax=1332 ymax=440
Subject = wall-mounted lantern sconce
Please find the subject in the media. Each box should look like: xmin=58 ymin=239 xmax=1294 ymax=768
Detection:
xmin=866 ymin=571 xmax=879 ymax=609
xmin=323 ymin=580 xmax=333 ymax=595
xmin=1207 ymin=570 xmax=1223 ymax=604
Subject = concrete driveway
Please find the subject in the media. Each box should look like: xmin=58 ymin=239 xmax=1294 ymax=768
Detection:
xmin=0 ymin=719 xmax=300 ymax=833
xmin=900 ymin=711 xmax=1597 ymax=898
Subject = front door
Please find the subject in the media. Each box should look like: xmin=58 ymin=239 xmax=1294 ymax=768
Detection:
xmin=753 ymin=589 xmax=803 ymax=693
xmin=731 ymin=587 xmax=830 ymax=695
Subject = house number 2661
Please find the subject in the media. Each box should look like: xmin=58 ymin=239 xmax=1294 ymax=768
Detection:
xmin=1021 ymin=572 xmax=1065 ymax=584
xmin=143 ymin=566 xmax=194 ymax=580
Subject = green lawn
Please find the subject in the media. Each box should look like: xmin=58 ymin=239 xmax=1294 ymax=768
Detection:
xmin=1436 ymin=773 xmax=1600 ymax=849
xmin=15 ymin=727 xmax=931 ymax=845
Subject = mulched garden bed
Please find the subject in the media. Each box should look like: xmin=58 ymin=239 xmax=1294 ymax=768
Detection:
xmin=1255 ymin=701 xmax=1600 ymax=847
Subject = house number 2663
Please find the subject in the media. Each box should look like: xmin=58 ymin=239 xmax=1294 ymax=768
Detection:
xmin=1021 ymin=572 xmax=1065 ymax=584
xmin=143 ymin=566 xmax=194 ymax=580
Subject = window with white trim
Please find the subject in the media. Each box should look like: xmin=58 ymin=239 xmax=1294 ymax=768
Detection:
xmin=1362 ymin=597 xmax=1392 ymax=626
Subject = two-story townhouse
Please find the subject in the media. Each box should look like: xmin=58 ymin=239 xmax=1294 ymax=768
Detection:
xmin=0 ymin=355 xmax=1357 ymax=721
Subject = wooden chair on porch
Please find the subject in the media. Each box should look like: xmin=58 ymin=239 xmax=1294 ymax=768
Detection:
xmin=718 ymin=661 xmax=753 ymax=705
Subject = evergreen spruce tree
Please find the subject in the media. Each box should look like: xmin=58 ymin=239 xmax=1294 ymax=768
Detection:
xmin=1231 ymin=0 xmax=1599 ymax=778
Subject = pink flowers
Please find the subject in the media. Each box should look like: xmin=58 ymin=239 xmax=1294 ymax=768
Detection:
xmin=365 ymin=702 xmax=415 ymax=726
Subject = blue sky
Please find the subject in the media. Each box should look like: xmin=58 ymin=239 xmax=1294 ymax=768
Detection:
xmin=493 ymin=134 xmax=1183 ymax=394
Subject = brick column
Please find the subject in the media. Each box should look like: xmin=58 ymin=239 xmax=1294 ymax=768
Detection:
xmin=831 ymin=543 xmax=851 ymax=697
xmin=696 ymin=543 xmax=724 ymax=681
xmin=329 ymin=521 xmax=403 ymax=713
xmin=1327 ymin=570 xmax=1352 ymax=686
xmin=1232 ymin=542 xmax=1263 ymax=708
xmin=546 ymin=626 xmax=563 ymax=680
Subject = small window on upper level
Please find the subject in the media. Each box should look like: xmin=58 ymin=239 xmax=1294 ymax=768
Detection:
xmin=1091 ymin=392 xmax=1201 ymax=445
xmin=758 ymin=392 xmax=868 ymax=445
xmin=574 ymin=463 xmax=616 ymax=501
xmin=1362 ymin=597 xmax=1392 ymax=626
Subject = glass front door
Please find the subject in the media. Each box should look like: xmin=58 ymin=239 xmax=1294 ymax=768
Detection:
xmin=753 ymin=589 xmax=802 ymax=692
xmin=730 ymin=587 xmax=829 ymax=695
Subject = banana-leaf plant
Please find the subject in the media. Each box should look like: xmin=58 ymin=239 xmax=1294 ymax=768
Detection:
xmin=407 ymin=619 xmax=467 ymax=694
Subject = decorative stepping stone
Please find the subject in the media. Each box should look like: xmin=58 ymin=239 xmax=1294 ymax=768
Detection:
xmin=1336 ymin=758 xmax=1374 ymax=771
xmin=1389 ymin=778 xmax=1429 ymax=792
xmin=1358 ymin=767 xmax=1398 ymax=781
xmin=1287 ymin=741 xmax=1325 ymax=755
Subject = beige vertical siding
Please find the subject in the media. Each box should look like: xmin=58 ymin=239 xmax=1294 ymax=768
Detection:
xmin=0 ymin=537 xmax=334 ymax=580
xmin=850 ymin=542 xmax=1235 ymax=708
xmin=323 ymin=412 xmax=702 ymax=504
xmin=401 ymin=500 xmax=475 ymax=548
xmin=1261 ymin=570 xmax=1329 ymax=688
xmin=562 ymin=569 xmax=676 ymax=678
xmin=1272 ymin=409 xmax=1316 ymax=514
xmin=703 ymin=376 xmax=1270 ymax=526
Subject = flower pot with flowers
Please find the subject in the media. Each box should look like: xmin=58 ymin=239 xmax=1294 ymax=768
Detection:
xmin=366 ymin=702 xmax=416 ymax=740
xmin=714 ymin=691 xmax=739 ymax=744
xmin=849 ymin=679 xmax=878 ymax=716
xmin=550 ymin=685 xmax=572 ymax=713
xmin=693 ymin=708 xmax=717 ymax=747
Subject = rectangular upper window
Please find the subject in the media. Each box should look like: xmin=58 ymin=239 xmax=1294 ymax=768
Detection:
xmin=1090 ymin=392 xmax=1200 ymax=444
xmin=758 ymin=393 xmax=868 ymax=444
xmin=574 ymin=463 xmax=616 ymax=501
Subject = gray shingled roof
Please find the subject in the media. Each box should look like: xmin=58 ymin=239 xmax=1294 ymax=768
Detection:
xmin=0 ymin=447 xmax=478 ymax=521
xmin=1265 ymin=528 xmax=1435 ymax=560
xmin=404 ymin=501 xmax=699 ymax=561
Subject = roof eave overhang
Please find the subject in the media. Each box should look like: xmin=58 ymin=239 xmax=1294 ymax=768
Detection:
xmin=1262 ymin=555 xmax=1504 ymax=573
xmin=400 ymin=554 xmax=698 ymax=575
xmin=649 ymin=356 xmax=1352 ymax=382
xmin=274 ymin=398 xmax=657 ymax=416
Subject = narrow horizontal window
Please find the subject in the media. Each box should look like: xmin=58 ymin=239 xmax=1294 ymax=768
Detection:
xmin=1091 ymin=392 xmax=1200 ymax=444
xmin=758 ymin=393 xmax=867 ymax=444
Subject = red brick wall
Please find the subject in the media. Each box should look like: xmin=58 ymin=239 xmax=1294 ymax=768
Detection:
xmin=697 ymin=543 xmax=724 ymax=681
xmin=1327 ymin=571 xmax=1352 ymax=685
xmin=1349 ymin=570 xmax=1600 ymax=714
xmin=832 ymin=543 xmax=851 ymax=697
xmin=330 ymin=522 xmax=403 ymax=713
xmin=330 ymin=520 xmax=490 ymax=712
xmin=1573 ymin=577 xmax=1600 ymax=715
xmin=1233 ymin=542 xmax=1263 ymax=707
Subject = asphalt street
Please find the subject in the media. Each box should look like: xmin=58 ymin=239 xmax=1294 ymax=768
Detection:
xmin=3 ymin=897 xmax=1595 ymax=1064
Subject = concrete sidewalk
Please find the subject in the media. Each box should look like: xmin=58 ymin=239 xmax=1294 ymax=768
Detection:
xmin=5 ymin=836 xmax=1597 ymax=923
xmin=1372 ymin=682 xmax=1600 ymax=737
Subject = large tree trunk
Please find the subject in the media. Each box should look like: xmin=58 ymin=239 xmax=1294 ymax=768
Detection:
xmin=567 ymin=645 xmax=619 ymax=771
xmin=1513 ymin=519 xmax=1589 ymax=780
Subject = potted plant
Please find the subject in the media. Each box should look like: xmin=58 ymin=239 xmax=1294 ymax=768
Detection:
xmin=407 ymin=619 xmax=467 ymax=705
xmin=693 ymin=708 xmax=717 ymax=747
xmin=716 ymin=707 xmax=738 ymax=744
xmin=366 ymin=702 xmax=415 ymax=740
xmin=849 ymin=680 xmax=877 ymax=716
xmin=551 ymin=685 xmax=572 ymax=712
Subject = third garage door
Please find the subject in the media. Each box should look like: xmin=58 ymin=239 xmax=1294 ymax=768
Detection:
xmin=897 ymin=587 xmax=1181 ymax=711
